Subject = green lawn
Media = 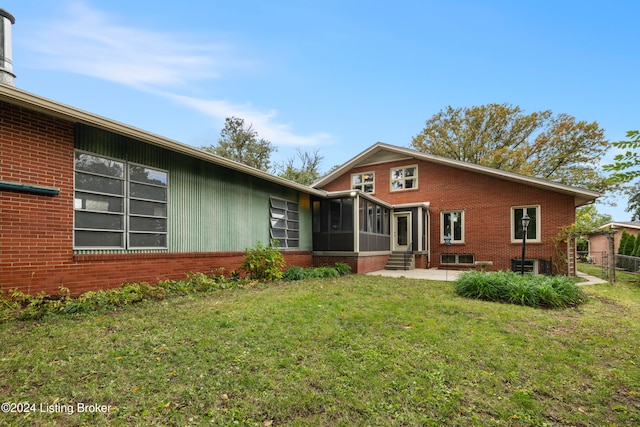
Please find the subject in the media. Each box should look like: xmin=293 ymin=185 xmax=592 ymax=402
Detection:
xmin=1 ymin=270 xmax=639 ymax=426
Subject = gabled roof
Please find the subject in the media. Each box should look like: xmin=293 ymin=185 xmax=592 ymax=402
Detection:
xmin=0 ymin=85 xmax=327 ymax=197
xmin=313 ymin=142 xmax=601 ymax=207
xmin=599 ymin=222 xmax=640 ymax=230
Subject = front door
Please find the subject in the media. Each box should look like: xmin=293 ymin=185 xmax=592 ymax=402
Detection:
xmin=393 ymin=212 xmax=412 ymax=251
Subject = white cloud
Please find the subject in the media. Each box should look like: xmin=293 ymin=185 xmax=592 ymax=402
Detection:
xmin=23 ymin=1 xmax=331 ymax=146
xmin=163 ymin=92 xmax=332 ymax=146
xmin=24 ymin=2 xmax=227 ymax=87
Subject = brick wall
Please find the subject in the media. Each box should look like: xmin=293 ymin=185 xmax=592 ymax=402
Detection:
xmin=322 ymin=158 xmax=576 ymax=273
xmin=0 ymin=102 xmax=312 ymax=295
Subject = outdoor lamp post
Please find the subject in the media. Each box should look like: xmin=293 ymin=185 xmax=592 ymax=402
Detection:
xmin=520 ymin=213 xmax=531 ymax=275
xmin=444 ymin=234 xmax=451 ymax=281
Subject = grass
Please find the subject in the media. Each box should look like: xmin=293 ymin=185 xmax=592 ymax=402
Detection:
xmin=0 ymin=271 xmax=639 ymax=426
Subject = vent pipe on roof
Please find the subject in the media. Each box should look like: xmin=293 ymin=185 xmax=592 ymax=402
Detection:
xmin=0 ymin=8 xmax=16 ymax=86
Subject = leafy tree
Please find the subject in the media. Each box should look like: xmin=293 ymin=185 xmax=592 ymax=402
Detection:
xmin=575 ymin=205 xmax=613 ymax=252
xmin=603 ymin=130 xmax=640 ymax=183
xmin=625 ymin=183 xmax=640 ymax=221
xmin=411 ymin=103 xmax=612 ymax=192
xmin=202 ymin=117 xmax=276 ymax=171
xmin=619 ymin=230 xmax=636 ymax=256
xmin=603 ymin=130 xmax=640 ymax=220
xmin=274 ymin=149 xmax=323 ymax=185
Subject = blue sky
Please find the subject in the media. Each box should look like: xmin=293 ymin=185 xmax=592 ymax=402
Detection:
xmin=3 ymin=0 xmax=639 ymax=220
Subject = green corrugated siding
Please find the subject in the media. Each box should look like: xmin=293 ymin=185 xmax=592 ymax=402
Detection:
xmin=75 ymin=124 xmax=311 ymax=252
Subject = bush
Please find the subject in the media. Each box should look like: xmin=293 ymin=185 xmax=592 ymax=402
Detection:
xmin=282 ymin=263 xmax=351 ymax=281
xmin=240 ymin=241 xmax=286 ymax=281
xmin=455 ymin=270 xmax=587 ymax=308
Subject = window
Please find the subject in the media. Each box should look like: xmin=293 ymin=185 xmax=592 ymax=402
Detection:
xmin=270 ymin=197 xmax=299 ymax=249
xmin=359 ymin=199 xmax=390 ymax=235
xmin=441 ymin=254 xmax=475 ymax=264
xmin=351 ymin=172 xmax=375 ymax=193
xmin=74 ymin=152 xmax=168 ymax=249
xmin=441 ymin=211 xmax=464 ymax=243
xmin=512 ymin=206 xmax=540 ymax=242
xmin=390 ymin=165 xmax=417 ymax=191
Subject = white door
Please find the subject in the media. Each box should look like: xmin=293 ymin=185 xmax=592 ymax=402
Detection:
xmin=393 ymin=212 xmax=412 ymax=251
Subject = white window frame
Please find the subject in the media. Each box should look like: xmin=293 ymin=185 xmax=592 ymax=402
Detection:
xmin=441 ymin=253 xmax=475 ymax=265
xmin=390 ymin=165 xmax=418 ymax=192
xmin=441 ymin=210 xmax=464 ymax=243
xmin=351 ymin=171 xmax=375 ymax=194
xmin=511 ymin=205 xmax=541 ymax=243
xmin=73 ymin=151 xmax=168 ymax=250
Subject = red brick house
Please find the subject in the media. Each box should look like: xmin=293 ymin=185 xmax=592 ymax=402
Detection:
xmin=311 ymin=143 xmax=600 ymax=275
xmin=0 ymin=8 xmax=601 ymax=294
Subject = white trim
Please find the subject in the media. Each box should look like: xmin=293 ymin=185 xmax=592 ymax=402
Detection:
xmin=390 ymin=164 xmax=418 ymax=192
xmin=351 ymin=171 xmax=375 ymax=194
xmin=511 ymin=205 xmax=541 ymax=243
xmin=441 ymin=210 xmax=465 ymax=244
xmin=393 ymin=211 xmax=412 ymax=251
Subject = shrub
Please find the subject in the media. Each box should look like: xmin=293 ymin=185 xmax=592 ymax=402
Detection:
xmin=240 ymin=241 xmax=286 ymax=281
xmin=282 ymin=263 xmax=351 ymax=281
xmin=455 ymin=270 xmax=587 ymax=308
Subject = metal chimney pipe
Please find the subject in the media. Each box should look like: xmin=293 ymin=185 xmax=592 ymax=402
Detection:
xmin=0 ymin=8 xmax=16 ymax=86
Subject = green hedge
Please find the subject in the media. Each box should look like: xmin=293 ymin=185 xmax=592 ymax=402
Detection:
xmin=454 ymin=270 xmax=587 ymax=308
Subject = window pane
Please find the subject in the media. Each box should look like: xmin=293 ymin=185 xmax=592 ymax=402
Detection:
xmin=391 ymin=181 xmax=403 ymax=190
xmin=441 ymin=254 xmax=456 ymax=264
xmin=271 ymin=198 xmax=286 ymax=209
xmin=130 ymin=182 xmax=167 ymax=201
xmin=405 ymin=179 xmax=415 ymax=189
xmin=129 ymin=165 xmax=167 ymax=185
xmin=75 ymin=153 xmax=124 ymax=178
xmin=75 ymin=192 xmax=123 ymax=213
xmin=75 ymin=172 xmax=124 ymax=195
xmin=405 ymin=167 xmax=416 ymax=177
xmin=130 ymin=216 xmax=167 ymax=232
xmin=129 ymin=233 xmax=166 ymax=248
xmin=364 ymin=184 xmax=374 ymax=193
xmin=453 ymin=214 xmax=462 ymax=241
xmin=75 ymin=211 xmax=124 ymax=230
xmin=271 ymin=218 xmax=286 ymax=229
xmin=75 ymin=230 xmax=124 ymax=247
xmin=352 ymin=175 xmax=362 ymax=185
xmin=342 ymin=198 xmax=353 ymax=231
xmin=130 ymin=199 xmax=166 ymax=216
xmin=527 ymin=207 xmax=537 ymax=240
xmin=271 ymin=228 xmax=287 ymax=239
xmin=458 ymin=254 xmax=474 ymax=264
xmin=363 ymin=173 xmax=374 ymax=183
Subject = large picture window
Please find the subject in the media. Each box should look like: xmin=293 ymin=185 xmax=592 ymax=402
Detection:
xmin=351 ymin=172 xmax=375 ymax=194
xmin=270 ymin=197 xmax=299 ymax=249
xmin=74 ymin=152 xmax=168 ymax=249
xmin=512 ymin=206 xmax=540 ymax=242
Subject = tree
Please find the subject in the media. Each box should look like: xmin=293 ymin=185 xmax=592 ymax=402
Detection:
xmin=274 ymin=149 xmax=324 ymax=185
xmin=202 ymin=117 xmax=276 ymax=171
xmin=603 ymin=130 xmax=640 ymax=183
xmin=574 ymin=205 xmax=612 ymax=253
xmin=410 ymin=104 xmax=613 ymax=193
xmin=603 ymin=130 xmax=640 ymax=220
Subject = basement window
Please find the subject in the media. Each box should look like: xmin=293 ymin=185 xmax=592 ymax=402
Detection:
xmin=74 ymin=152 xmax=168 ymax=249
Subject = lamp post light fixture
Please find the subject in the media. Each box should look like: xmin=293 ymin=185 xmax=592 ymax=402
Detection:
xmin=520 ymin=213 xmax=531 ymax=275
